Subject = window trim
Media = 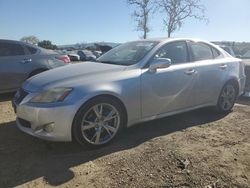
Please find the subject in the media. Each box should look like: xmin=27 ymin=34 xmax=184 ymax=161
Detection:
xmin=143 ymin=40 xmax=191 ymax=68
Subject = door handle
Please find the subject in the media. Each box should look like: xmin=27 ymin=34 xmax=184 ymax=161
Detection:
xmin=185 ymin=69 xmax=196 ymax=75
xmin=20 ymin=58 xmax=32 ymax=64
xmin=219 ymin=64 xmax=227 ymax=70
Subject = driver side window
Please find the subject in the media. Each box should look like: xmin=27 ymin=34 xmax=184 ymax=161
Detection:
xmin=154 ymin=41 xmax=188 ymax=64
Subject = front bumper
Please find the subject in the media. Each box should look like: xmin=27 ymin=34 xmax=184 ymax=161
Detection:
xmin=14 ymin=99 xmax=75 ymax=142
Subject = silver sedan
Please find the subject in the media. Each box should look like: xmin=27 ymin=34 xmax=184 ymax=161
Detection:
xmin=13 ymin=38 xmax=246 ymax=148
xmin=0 ymin=39 xmax=70 ymax=94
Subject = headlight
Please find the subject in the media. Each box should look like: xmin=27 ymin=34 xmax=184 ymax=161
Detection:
xmin=29 ymin=88 xmax=73 ymax=103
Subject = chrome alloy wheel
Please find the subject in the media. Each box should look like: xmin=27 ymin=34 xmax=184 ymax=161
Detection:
xmin=81 ymin=103 xmax=120 ymax=145
xmin=219 ymin=84 xmax=236 ymax=111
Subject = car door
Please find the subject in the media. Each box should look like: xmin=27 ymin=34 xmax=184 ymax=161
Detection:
xmin=141 ymin=41 xmax=198 ymax=118
xmin=0 ymin=41 xmax=31 ymax=92
xmin=188 ymin=41 xmax=226 ymax=106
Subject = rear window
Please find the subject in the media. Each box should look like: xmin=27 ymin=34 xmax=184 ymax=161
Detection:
xmin=190 ymin=42 xmax=213 ymax=61
xmin=0 ymin=42 xmax=26 ymax=56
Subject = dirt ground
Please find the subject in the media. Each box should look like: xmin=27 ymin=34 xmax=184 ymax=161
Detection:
xmin=0 ymin=93 xmax=249 ymax=188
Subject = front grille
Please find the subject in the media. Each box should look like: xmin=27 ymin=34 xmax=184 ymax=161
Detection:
xmin=18 ymin=118 xmax=31 ymax=128
xmin=14 ymin=88 xmax=29 ymax=104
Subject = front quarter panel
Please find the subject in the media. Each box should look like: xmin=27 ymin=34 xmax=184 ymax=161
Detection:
xmin=65 ymin=68 xmax=142 ymax=127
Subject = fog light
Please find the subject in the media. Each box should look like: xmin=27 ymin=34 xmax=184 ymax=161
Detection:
xmin=43 ymin=123 xmax=55 ymax=133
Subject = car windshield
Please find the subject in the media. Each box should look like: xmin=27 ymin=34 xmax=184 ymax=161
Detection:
xmin=97 ymin=41 xmax=159 ymax=65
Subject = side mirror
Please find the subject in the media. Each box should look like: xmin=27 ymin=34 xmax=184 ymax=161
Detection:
xmin=149 ymin=58 xmax=171 ymax=72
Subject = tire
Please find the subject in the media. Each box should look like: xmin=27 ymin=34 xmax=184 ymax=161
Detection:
xmin=215 ymin=82 xmax=238 ymax=113
xmin=72 ymin=96 xmax=126 ymax=148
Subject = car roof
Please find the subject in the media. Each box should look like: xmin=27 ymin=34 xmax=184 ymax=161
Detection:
xmin=0 ymin=39 xmax=57 ymax=53
xmin=129 ymin=37 xmax=231 ymax=58
xmin=129 ymin=37 xmax=209 ymax=43
xmin=127 ymin=37 xmax=221 ymax=49
xmin=1 ymin=39 xmax=34 ymax=45
xmin=0 ymin=39 xmax=41 ymax=49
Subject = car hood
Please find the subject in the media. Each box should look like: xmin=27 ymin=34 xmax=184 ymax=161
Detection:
xmin=23 ymin=62 xmax=127 ymax=92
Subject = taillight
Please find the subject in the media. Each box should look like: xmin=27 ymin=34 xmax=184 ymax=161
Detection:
xmin=56 ymin=55 xmax=70 ymax=64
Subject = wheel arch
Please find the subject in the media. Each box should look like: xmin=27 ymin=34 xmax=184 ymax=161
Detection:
xmin=71 ymin=93 xmax=128 ymax=140
xmin=224 ymin=78 xmax=240 ymax=96
xmin=214 ymin=77 xmax=239 ymax=113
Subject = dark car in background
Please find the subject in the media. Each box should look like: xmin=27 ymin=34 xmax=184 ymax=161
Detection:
xmin=0 ymin=39 xmax=70 ymax=94
xmin=77 ymin=50 xmax=96 ymax=61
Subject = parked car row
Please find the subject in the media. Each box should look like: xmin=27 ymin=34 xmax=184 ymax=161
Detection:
xmin=12 ymin=38 xmax=246 ymax=148
xmin=59 ymin=49 xmax=100 ymax=62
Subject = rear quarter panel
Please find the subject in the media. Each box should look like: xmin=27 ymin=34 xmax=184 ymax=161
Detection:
xmin=223 ymin=58 xmax=245 ymax=95
xmin=243 ymin=59 xmax=250 ymax=92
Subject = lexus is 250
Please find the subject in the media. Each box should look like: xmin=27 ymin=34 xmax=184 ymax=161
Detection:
xmin=13 ymin=38 xmax=246 ymax=147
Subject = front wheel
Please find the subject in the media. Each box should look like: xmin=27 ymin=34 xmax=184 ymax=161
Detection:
xmin=215 ymin=82 xmax=238 ymax=113
xmin=72 ymin=97 xmax=125 ymax=148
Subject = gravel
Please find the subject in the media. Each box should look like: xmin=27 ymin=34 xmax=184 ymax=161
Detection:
xmin=0 ymin=94 xmax=249 ymax=187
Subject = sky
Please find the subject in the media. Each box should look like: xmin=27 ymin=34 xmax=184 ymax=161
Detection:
xmin=0 ymin=0 xmax=250 ymax=45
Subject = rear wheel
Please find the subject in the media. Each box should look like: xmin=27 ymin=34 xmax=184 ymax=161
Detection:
xmin=72 ymin=96 xmax=126 ymax=148
xmin=216 ymin=82 xmax=237 ymax=113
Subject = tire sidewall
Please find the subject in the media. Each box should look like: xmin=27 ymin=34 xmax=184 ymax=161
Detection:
xmin=216 ymin=82 xmax=237 ymax=113
xmin=72 ymin=96 xmax=126 ymax=148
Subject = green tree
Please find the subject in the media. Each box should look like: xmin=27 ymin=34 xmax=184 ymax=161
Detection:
xmin=38 ymin=40 xmax=58 ymax=50
xmin=20 ymin=35 xmax=39 ymax=45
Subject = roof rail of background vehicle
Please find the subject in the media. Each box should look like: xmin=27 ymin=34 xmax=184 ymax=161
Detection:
xmin=0 ymin=39 xmax=29 ymax=43
xmin=0 ymin=38 xmax=37 ymax=46
xmin=0 ymin=38 xmax=47 ymax=51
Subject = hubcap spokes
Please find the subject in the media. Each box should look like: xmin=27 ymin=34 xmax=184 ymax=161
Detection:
xmin=220 ymin=85 xmax=235 ymax=111
xmin=81 ymin=103 xmax=120 ymax=145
